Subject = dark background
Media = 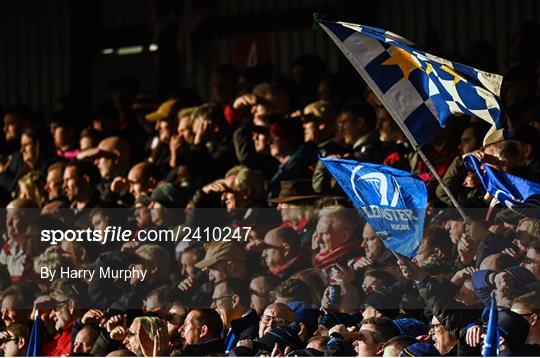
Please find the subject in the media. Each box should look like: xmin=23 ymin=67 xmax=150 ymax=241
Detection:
xmin=0 ymin=0 xmax=537 ymax=117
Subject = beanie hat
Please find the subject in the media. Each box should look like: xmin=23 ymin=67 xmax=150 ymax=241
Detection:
xmin=505 ymin=266 xmax=536 ymax=291
xmin=150 ymin=183 xmax=187 ymax=208
xmin=365 ymin=287 xmax=400 ymax=319
xmin=393 ymin=318 xmax=429 ymax=337
xmin=400 ymin=343 xmax=441 ymax=356
xmin=497 ymin=309 xmax=530 ymax=349
xmin=318 ymin=312 xmax=354 ymax=329
xmin=257 ymin=326 xmax=303 ymax=352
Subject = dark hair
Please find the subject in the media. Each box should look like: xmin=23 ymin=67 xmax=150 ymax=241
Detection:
xmin=383 ymin=335 xmax=418 ymax=352
xmin=146 ymin=285 xmax=177 ymax=312
xmin=364 ymin=269 xmax=397 ymax=287
xmin=220 ymin=277 xmax=251 ymax=308
xmin=273 ymin=279 xmax=312 ymax=305
xmin=66 ymin=160 xmax=100 ymax=186
xmin=192 ymin=308 xmax=223 ymax=337
xmin=422 ymin=225 xmax=453 ymax=256
xmin=514 ymin=292 xmax=540 ymax=311
xmin=192 ymin=103 xmax=226 ymax=126
xmin=341 ymin=100 xmax=377 ymax=131
xmin=360 ymin=317 xmax=400 ymax=343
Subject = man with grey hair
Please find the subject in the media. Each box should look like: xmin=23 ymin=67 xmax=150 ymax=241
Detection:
xmin=312 ymin=206 xmax=364 ymax=283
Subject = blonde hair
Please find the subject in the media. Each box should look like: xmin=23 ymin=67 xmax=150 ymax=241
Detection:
xmin=231 ymin=167 xmax=266 ymax=203
xmin=17 ymin=171 xmax=46 ymax=205
xmin=520 ymin=217 xmax=540 ymax=240
xmin=134 ymin=316 xmax=168 ymax=341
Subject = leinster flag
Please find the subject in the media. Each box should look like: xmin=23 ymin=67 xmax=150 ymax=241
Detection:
xmin=27 ymin=312 xmax=43 ymax=357
xmin=482 ymin=292 xmax=499 ymax=357
xmin=321 ymin=157 xmax=427 ymax=258
xmin=319 ymin=21 xmax=505 ymax=146
xmin=464 ymin=154 xmax=540 ymax=208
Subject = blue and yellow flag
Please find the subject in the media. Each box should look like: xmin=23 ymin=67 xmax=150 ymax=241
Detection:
xmin=319 ymin=21 xmax=505 ymax=146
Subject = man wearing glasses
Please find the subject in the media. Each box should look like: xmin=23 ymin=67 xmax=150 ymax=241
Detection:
xmin=211 ymin=278 xmax=258 ymax=353
xmin=43 ymin=280 xmax=85 ymax=357
xmin=0 ymin=323 xmax=29 ymax=357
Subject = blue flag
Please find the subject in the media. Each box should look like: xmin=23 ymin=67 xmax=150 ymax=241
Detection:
xmin=482 ymin=292 xmax=499 ymax=357
xmin=27 ymin=312 xmax=43 ymax=357
xmin=321 ymin=157 xmax=427 ymax=258
xmin=319 ymin=21 xmax=507 ymax=146
xmin=464 ymin=154 xmax=540 ymax=208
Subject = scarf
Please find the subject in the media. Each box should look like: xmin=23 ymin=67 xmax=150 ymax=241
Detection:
xmin=270 ymin=252 xmax=307 ymax=276
xmin=312 ymin=240 xmax=363 ymax=268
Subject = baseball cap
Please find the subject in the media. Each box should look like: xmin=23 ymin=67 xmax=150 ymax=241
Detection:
xmin=194 ymin=242 xmax=246 ymax=269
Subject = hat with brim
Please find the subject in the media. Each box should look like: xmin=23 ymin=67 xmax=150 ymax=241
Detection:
xmin=269 ymin=179 xmax=320 ymax=203
xmin=145 ymin=99 xmax=177 ymax=122
xmin=194 ymin=241 xmax=246 ymax=269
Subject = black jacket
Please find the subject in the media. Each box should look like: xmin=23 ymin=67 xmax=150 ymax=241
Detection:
xmin=182 ymin=338 xmax=225 ymax=356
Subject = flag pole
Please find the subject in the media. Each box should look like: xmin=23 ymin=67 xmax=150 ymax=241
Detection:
xmin=319 ymin=22 xmax=468 ymax=221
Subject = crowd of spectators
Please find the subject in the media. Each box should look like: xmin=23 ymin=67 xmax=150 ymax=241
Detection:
xmin=1 ymin=28 xmax=540 ymax=357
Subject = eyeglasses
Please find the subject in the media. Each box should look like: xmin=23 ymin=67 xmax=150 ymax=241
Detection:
xmin=429 ymin=323 xmax=442 ymax=329
xmin=250 ymin=289 xmax=266 ymax=298
xmin=211 ymin=295 xmax=234 ymax=305
xmin=0 ymin=337 xmax=19 ymax=345
xmin=52 ymin=300 xmax=70 ymax=311
xmin=261 ymin=315 xmax=288 ymax=326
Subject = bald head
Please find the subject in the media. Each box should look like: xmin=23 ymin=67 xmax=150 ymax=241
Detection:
xmin=127 ymin=162 xmax=159 ymax=199
xmin=95 ymin=136 xmax=131 ymax=179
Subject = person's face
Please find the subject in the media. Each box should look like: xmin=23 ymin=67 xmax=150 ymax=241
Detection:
xmin=212 ymin=282 xmax=235 ymax=325
xmin=413 ymin=240 xmax=432 ymax=267
xmin=252 ymin=132 xmax=268 ymax=153
xmin=277 ymin=202 xmax=300 ymax=225
xmin=128 ymin=167 xmax=148 ymax=199
xmin=250 ymin=277 xmax=270 ymax=315
xmin=361 ymin=305 xmax=379 ymax=320
xmin=45 ymin=168 xmax=63 ymax=200
xmin=79 ymin=136 xmax=95 ymax=151
xmin=337 ymin=113 xmax=360 ymax=146
xmin=353 ymin=327 xmax=382 ymax=357
xmin=6 ymin=211 xmax=24 ymax=241
xmin=383 ymin=344 xmax=403 ymax=357
xmin=269 ymin=134 xmax=287 ymax=158
xmin=362 ymin=225 xmax=384 ymax=261
xmin=166 ymin=304 xmax=188 ymax=340
xmin=449 ymin=220 xmax=465 ymax=244
xmin=429 ymin=316 xmax=445 ymax=342
xmin=361 ymin=275 xmax=383 ymax=294
xmin=73 ymin=327 xmax=98 ymax=354
xmin=53 ymin=126 xmax=71 ymax=148
xmin=149 ymin=201 xmax=165 ymax=226
xmin=455 ymin=279 xmax=480 ymax=306
xmin=95 ymin=154 xmax=115 ymax=179
xmin=178 ymin=116 xmax=194 ymax=144
xmin=179 ymin=251 xmax=198 ymax=279
xmin=50 ymin=299 xmax=73 ymax=331
xmin=20 ymin=133 xmax=36 ymax=164
xmin=157 ymin=120 xmax=172 ymax=142
xmin=179 ymin=311 xmax=202 ymax=346
xmin=208 ymin=261 xmax=229 ymax=284
xmin=523 ymin=248 xmax=540 ymax=280
xmin=303 ymin=121 xmax=318 ymax=143
xmin=1 ymin=296 xmax=23 ymax=327
xmin=63 ymin=166 xmax=81 ymax=201
xmin=458 ymin=127 xmax=479 ymax=154
xmin=316 ymin=215 xmax=350 ymax=254
xmin=261 ymin=232 xmax=287 ymax=270
xmin=123 ymin=320 xmax=142 ymax=356
xmin=91 ymin=212 xmax=108 ymax=234
xmin=134 ymin=204 xmax=151 ymax=228
xmin=514 ymin=220 xmax=535 ymax=251
xmin=1 ymin=334 xmax=23 ymax=357
xmin=3 ymin=115 xmax=20 ymax=142
xmin=258 ymin=306 xmax=293 ymax=338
